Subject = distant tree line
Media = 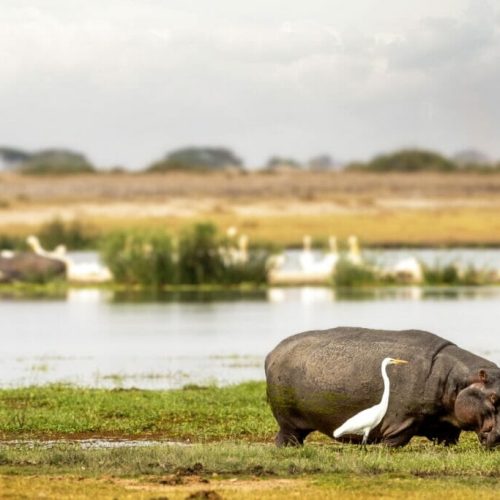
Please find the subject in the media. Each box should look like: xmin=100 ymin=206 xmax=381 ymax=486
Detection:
xmin=147 ymin=147 xmax=243 ymax=173
xmin=346 ymin=149 xmax=499 ymax=173
xmin=0 ymin=147 xmax=94 ymax=174
xmin=1 ymin=145 xmax=499 ymax=175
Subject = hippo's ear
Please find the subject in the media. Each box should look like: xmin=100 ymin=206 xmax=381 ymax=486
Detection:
xmin=455 ymin=386 xmax=483 ymax=428
xmin=479 ymin=369 xmax=488 ymax=383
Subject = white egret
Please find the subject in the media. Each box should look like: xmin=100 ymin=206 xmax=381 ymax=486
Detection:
xmin=393 ymin=257 xmax=423 ymax=283
xmin=333 ymin=357 xmax=408 ymax=445
xmin=26 ymin=235 xmax=112 ymax=283
xmin=347 ymin=235 xmax=362 ymax=265
xmin=299 ymin=235 xmax=315 ymax=271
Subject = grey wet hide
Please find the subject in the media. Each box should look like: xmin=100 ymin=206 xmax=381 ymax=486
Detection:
xmin=265 ymin=327 xmax=500 ymax=448
xmin=0 ymin=253 xmax=66 ymax=283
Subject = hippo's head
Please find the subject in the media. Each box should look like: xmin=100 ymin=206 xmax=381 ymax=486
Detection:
xmin=454 ymin=368 xmax=500 ymax=448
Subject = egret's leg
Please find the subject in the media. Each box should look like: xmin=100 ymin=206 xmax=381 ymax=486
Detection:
xmin=361 ymin=431 xmax=369 ymax=450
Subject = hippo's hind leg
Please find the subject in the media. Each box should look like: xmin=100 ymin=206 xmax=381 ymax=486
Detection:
xmin=275 ymin=425 xmax=312 ymax=447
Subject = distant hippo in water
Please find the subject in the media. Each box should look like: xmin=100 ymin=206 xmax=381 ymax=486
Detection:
xmin=265 ymin=327 xmax=500 ymax=448
xmin=0 ymin=253 xmax=66 ymax=283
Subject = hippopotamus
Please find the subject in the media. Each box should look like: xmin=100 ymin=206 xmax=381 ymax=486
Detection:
xmin=265 ymin=327 xmax=500 ymax=448
xmin=0 ymin=253 xmax=66 ymax=283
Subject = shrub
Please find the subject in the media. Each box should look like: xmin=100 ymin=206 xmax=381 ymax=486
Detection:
xmin=177 ymin=223 xmax=226 ymax=284
xmin=100 ymin=224 xmax=274 ymax=287
xmin=218 ymin=248 xmax=272 ymax=285
xmin=423 ymin=262 xmax=491 ymax=286
xmin=332 ymin=258 xmax=378 ymax=287
xmin=423 ymin=263 xmax=460 ymax=285
xmin=100 ymin=230 xmax=175 ymax=286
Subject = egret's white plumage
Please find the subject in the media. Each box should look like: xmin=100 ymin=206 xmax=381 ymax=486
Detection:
xmin=347 ymin=235 xmax=363 ymax=266
xmin=299 ymin=235 xmax=315 ymax=271
xmin=333 ymin=357 xmax=408 ymax=445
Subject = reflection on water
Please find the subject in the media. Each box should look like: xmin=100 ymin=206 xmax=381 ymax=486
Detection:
xmin=1 ymin=285 xmax=500 ymax=389
xmin=111 ymin=288 xmax=268 ymax=303
xmin=66 ymin=285 xmax=500 ymax=304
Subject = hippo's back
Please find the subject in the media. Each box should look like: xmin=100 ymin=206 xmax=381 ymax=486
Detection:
xmin=265 ymin=326 xmax=452 ymax=385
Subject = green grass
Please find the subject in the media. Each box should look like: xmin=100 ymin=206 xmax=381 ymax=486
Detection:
xmin=1 ymin=383 xmax=500 ymax=498
xmin=1 ymin=439 xmax=500 ymax=478
xmin=0 ymin=382 xmax=275 ymax=441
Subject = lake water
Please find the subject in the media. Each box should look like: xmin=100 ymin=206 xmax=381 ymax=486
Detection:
xmin=2 ymin=279 xmax=500 ymax=389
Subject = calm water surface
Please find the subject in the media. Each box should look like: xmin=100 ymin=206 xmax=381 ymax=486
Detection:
xmin=2 ymin=284 xmax=500 ymax=389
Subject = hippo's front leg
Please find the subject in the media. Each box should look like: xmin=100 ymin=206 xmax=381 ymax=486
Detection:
xmin=422 ymin=421 xmax=461 ymax=446
xmin=380 ymin=417 xmax=417 ymax=447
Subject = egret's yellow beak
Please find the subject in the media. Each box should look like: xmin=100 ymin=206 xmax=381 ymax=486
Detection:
xmin=392 ymin=359 xmax=408 ymax=365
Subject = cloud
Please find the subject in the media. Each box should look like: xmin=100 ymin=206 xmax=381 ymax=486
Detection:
xmin=0 ymin=0 xmax=499 ymax=167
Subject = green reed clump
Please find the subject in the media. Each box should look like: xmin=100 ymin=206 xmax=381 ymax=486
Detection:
xmin=177 ymin=223 xmax=226 ymax=284
xmin=100 ymin=229 xmax=176 ymax=286
xmin=332 ymin=258 xmax=379 ymax=287
xmin=422 ymin=262 xmax=493 ymax=286
xmin=423 ymin=263 xmax=460 ymax=285
xmin=38 ymin=218 xmax=97 ymax=250
xmin=99 ymin=223 xmax=274 ymax=286
xmin=218 ymin=250 xmax=272 ymax=285
xmin=177 ymin=223 xmax=273 ymax=285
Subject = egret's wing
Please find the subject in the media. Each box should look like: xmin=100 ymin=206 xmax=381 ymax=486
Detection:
xmin=333 ymin=404 xmax=380 ymax=437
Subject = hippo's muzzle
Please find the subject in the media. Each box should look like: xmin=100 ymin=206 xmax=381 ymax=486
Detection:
xmin=480 ymin=430 xmax=500 ymax=449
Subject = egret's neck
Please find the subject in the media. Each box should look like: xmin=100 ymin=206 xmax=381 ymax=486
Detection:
xmin=380 ymin=361 xmax=391 ymax=409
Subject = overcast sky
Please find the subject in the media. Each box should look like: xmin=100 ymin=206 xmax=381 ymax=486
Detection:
xmin=1 ymin=0 xmax=499 ymax=168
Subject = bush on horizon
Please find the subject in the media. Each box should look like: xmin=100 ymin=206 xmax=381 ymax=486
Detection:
xmin=18 ymin=149 xmax=95 ymax=175
xmin=147 ymin=147 xmax=244 ymax=173
xmin=348 ymin=148 xmax=455 ymax=173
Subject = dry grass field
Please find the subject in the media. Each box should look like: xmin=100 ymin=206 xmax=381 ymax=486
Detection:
xmin=2 ymin=171 xmax=500 ymax=246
